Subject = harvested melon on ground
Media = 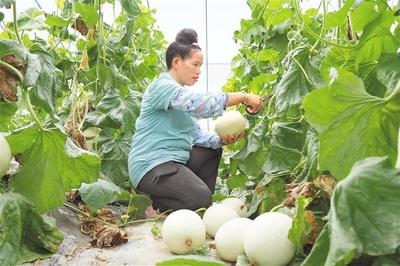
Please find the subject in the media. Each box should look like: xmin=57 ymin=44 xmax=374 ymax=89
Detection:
xmin=244 ymin=212 xmax=295 ymax=266
xmin=161 ymin=209 xmax=206 ymax=255
xmin=220 ymin=197 xmax=247 ymax=217
xmin=202 ymin=204 xmax=239 ymax=237
xmin=215 ymin=217 xmax=252 ymax=262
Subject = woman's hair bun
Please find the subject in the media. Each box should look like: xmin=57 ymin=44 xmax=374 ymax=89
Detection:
xmin=175 ymin=28 xmax=198 ymax=45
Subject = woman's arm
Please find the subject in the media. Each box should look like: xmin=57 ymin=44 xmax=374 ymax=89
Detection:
xmin=170 ymin=89 xmax=262 ymax=118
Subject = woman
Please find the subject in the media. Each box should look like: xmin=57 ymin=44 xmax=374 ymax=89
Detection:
xmin=128 ymin=28 xmax=263 ymax=212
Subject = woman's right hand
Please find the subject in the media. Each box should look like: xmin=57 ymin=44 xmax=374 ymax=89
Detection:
xmin=244 ymin=92 xmax=263 ymax=114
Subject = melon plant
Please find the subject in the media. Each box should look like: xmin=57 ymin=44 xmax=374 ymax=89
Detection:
xmin=0 ymin=135 xmax=12 ymax=177
xmin=202 ymin=203 xmax=239 ymax=237
xmin=219 ymin=197 xmax=247 ymax=217
xmin=162 ymin=209 xmax=206 ymax=254
xmin=214 ymin=110 xmax=247 ymax=138
xmin=244 ymin=212 xmax=295 ymax=266
xmin=215 ymin=217 xmax=252 ymax=262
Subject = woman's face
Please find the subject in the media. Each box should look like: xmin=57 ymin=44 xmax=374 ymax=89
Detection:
xmin=174 ymin=50 xmax=203 ymax=86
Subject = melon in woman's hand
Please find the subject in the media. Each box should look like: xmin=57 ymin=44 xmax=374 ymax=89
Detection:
xmin=214 ymin=110 xmax=246 ymax=138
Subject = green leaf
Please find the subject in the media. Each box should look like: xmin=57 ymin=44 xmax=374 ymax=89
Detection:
xmin=321 ymin=46 xmax=355 ymax=82
xmin=239 ymin=147 xmax=268 ymax=176
xmin=0 ymin=12 xmax=4 ymax=22
xmin=0 ymin=102 xmax=17 ymax=131
xmin=0 ymin=0 xmax=14 ymax=8
xmin=325 ymin=0 xmax=355 ymax=29
xmin=326 ymin=156 xmax=400 ymax=265
xmin=288 ymin=196 xmax=313 ymax=249
xmin=263 ymin=122 xmax=306 ymax=174
xmin=97 ymin=131 xmax=131 ymax=186
xmin=87 ymin=89 xmax=142 ymax=136
xmin=303 ymin=69 xmax=400 ymax=180
xmin=0 ymin=193 xmax=64 ymax=266
xmin=45 ymin=15 xmax=70 ymax=27
xmin=73 ymin=2 xmax=99 ymax=27
xmin=26 ymin=43 xmax=59 ymax=114
xmin=120 ymin=0 xmax=141 ymax=17
xmin=266 ymin=9 xmax=293 ymax=26
xmin=226 ymin=174 xmax=248 ymax=189
xmin=274 ymin=46 xmax=322 ymax=115
xmin=156 ymin=258 xmax=224 ymax=266
xmin=233 ymin=116 xmax=269 ymax=160
xmin=296 ymin=128 xmax=319 ymax=182
xmin=79 ymin=179 xmax=122 ymax=211
xmin=301 ymin=224 xmax=330 ymax=266
xmin=355 ymin=12 xmax=399 ymax=69
xmin=15 ymin=8 xmax=48 ymax=31
xmin=0 ymin=39 xmax=59 ymax=114
xmin=7 ymin=127 xmax=100 ymax=213
xmin=130 ymin=192 xmax=152 ymax=214
xmin=257 ymin=48 xmax=281 ymax=63
xmin=375 ymin=53 xmax=400 ymax=94
xmin=248 ymin=177 xmax=286 ymax=216
xmin=351 ymin=2 xmax=379 ymax=32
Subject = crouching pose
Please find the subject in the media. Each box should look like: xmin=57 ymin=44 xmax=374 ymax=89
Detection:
xmin=128 ymin=28 xmax=263 ymax=211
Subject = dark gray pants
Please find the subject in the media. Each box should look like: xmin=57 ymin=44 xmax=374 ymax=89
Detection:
xmin=137 ymin=146 xmax=222 ymax=212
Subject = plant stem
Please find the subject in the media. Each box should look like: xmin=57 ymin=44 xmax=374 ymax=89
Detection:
xmin=22 ymin=91 xmax=44 ymax=130
xmin=12 ymin=2 xmax=23 ymax=45
xmin=396 ymin=126 xmax=400 ymax=169
xmin=119 ymin=209 xmax=171 ymax=228
xmin=0 ymin=60 xmax=24 ymax=82
xmin=310 ymin=0 xmax=327 ymax=54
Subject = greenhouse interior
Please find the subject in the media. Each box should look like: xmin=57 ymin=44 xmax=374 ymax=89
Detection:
xmin=0 ymin=0 xmax=400 ymax=265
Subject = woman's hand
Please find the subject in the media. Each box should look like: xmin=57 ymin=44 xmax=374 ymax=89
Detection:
xmin=244 ymin=92 xmax=263 ymax=114
xmin=222 ymin=131 xmax=245 ymax=145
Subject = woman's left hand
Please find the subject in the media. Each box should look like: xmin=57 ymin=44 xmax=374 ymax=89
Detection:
xmin=222 ymin=131 xmax=245 ymax=145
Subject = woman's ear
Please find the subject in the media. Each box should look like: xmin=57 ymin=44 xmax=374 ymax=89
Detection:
xmin=171 ymin=56 xmax=181 ymax=69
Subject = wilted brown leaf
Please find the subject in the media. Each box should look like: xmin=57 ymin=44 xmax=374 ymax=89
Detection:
xmin=283 ymin=182 xmax=316 ymax=207
xmin=314 ymin=175 xmax=337 ymax=198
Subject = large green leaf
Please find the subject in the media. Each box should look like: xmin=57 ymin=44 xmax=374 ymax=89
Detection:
xmin=7 ymin=127 xmax=100 ymax=213
xmin=355 ymin=12 xmax=399 ymax=69
xmin=0 ymin=39 xmax=59 ymax=114
xmin=375 ymin=53 xmax=400 ymax=94
xmin=263 ymin=122 xmax=306 ymax=174
xmin=97 ymin=131 xmax=131 ymax=186
xmin=0 ymin=102 xmax=17 ymax=131
xmin=304 ymin=156 xmax=400 ymax=265
xmin=79 ymin=179 xmax=122 ymax=211
xmin=27 ymin=43 xmax=59 ymax=114
xmin=296 ymin=128 xmax=319 ymax=182
xmin=274 ymin=46 xmax=322 ymax=115
xmin=12 ymin=8 xmax=48 ymax=31
xmin=86 ymin=88 xmax=141 ymax=136
xmin=303 ymin=70 xmax=400 ymax=180
xmin=324 ymin=0 xmax=354 ymax=29
xmin=0 ymin=193 xmax=64 ymax=266
xmin=351 ymin=2 xmax=379 ymax=32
